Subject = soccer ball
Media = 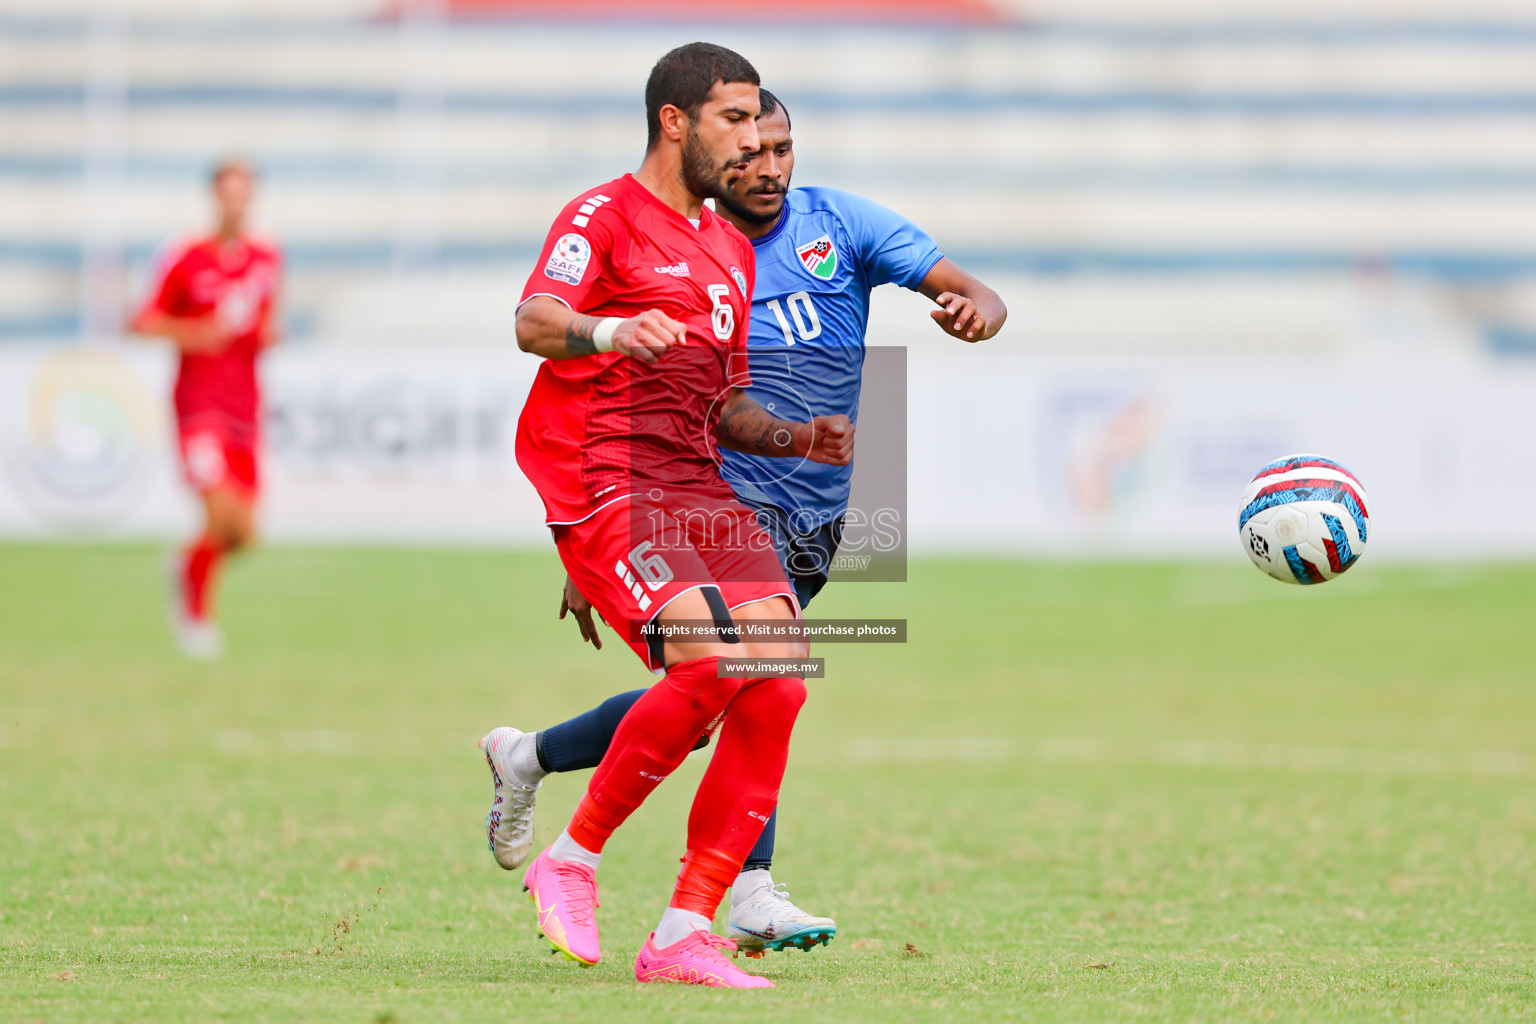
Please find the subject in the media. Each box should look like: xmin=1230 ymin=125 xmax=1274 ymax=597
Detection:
xmin=1238 ymin=454 xmax=1370 ymax=585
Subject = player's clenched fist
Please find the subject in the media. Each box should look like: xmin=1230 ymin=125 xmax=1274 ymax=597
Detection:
xmin=806 ymin=414 xmax=854 ymax=466
xmin=611 ymin=309 xmax=688 ymax=365
xmin=514 ymin=296 xmax=691 ymax=365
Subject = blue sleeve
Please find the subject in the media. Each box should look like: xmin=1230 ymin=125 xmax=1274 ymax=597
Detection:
xmin=835 ymin=191 xmax=944 ymax=290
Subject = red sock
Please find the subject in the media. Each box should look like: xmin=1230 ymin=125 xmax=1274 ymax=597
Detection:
xmin=670 ymin=675 xmax=807 ymax=916
xmin=182 ymin=538 xmax=223 ymax=621
xmin=671 ymin=847 xmax=742 ymax=918
xmin=567 ymin=656 xmax=740 ymax=853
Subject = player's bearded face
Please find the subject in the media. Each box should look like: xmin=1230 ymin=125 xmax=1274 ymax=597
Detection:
xmin=718 ymin=112 xmax=793 ymax=225
xmin=680 ymin=122 xmax=744 ymax=201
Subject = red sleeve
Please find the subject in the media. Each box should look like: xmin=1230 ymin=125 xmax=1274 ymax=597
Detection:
xmin=258 ymin=245 xmax=283 ymax=327
xmin=727 ymin=236 xmax=756 ymax=387
xmin=136 ymin=241 xmax=191 ymax=320
xmin=519 ymin=194 xmax=618 ymax=313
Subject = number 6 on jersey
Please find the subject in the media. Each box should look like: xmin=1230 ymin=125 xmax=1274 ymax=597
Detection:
xmin=708 ymin=284 xmax=735 ymax=340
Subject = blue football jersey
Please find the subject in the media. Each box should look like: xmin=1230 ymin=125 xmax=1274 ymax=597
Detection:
xmin=718 ymin=187 xmax=943 ymax=524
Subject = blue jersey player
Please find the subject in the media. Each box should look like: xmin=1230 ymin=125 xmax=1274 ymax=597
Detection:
xmin=479 ymin=89 xmax=1007 ymax=956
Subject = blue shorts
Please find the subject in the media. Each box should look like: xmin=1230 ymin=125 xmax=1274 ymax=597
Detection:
xmin=737 ymin=498 xmax=844 ymax=610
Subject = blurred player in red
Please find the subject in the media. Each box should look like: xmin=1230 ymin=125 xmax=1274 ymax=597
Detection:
xmin=129 ymin=158 xmax=281 ymax=659
xmin=482 ymin=43 xmax=852 ymax=988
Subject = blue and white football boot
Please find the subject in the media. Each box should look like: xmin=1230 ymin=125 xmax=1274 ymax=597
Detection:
xmin=727 ymin=871 xmax=837 ymax=956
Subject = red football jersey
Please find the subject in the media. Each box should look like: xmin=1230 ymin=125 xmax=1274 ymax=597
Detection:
xmin=137 ymin=235 xmax=282 ymax=437
xmin=516 ymin=173 xmax=757 ymax=525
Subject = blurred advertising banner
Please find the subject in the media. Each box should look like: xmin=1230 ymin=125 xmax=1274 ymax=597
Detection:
xmin=0 ymin=344 xmax=548 ymax=544
xmin=3 ymin=342 xmax=1536 ymax=558
xmin=905 ymin=348 xmax=1536 ymax=560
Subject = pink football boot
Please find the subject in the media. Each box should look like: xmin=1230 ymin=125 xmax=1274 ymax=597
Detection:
xmin=634 ymin=929 xmax=774 ymax=988
xmin=522 ymin=849 xmax=601 ymax=966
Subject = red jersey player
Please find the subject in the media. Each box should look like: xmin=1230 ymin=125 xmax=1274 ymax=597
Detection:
xmin=479 ymin=43 xmax=852 ymax=989
xmin=129 ymin=158 xmax=281 ymax=659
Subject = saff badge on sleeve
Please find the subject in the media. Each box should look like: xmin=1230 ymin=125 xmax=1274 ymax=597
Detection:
xmin=544 ymin=233 xmax=591 ymax=285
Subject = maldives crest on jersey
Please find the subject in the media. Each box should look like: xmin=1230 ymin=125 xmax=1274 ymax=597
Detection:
xmin=730 ymin=265 xmax=749 ymax=297
xmin=795 ymin=235 xmax=838 ymax=281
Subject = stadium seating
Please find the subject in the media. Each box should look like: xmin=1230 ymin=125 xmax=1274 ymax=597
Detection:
xmin=2 ymin=0 xmax=1535 ymax=352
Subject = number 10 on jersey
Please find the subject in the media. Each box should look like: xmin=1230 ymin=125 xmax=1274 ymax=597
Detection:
xmin=765 ymin=291 xmax=823 ymax=345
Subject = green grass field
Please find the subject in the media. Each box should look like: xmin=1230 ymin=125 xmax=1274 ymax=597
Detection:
xmin=3 ymin=544 xmax=1535 ymax=1022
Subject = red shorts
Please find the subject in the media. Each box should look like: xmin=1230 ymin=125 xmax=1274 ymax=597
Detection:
xmin=178 ymin=422 xmax=260 ymax=499
xmin=554 ymin=490 xmax=797 ymax=671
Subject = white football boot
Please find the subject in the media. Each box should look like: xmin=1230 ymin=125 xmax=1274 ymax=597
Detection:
xmin=726 ymin=870 xmax=837 ymax=957
xmin=172 ymin=616 xmax=224 ymax=660
xmin=479 ymin=726 xmax=542 ymax=870
xmin=166 ymin=551 xmax=223 ymax=660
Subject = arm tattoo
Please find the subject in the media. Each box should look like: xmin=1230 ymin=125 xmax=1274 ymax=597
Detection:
xmin=564 ymin=314 xmax=600 ymax=356
xmin=716 ymin=392 xmax=801 ymax=457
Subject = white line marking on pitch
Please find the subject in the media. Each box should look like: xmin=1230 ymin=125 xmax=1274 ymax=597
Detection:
xmin=211 ymin=728 xmax=357 ymax=754
xmin=845 ymin=737 xmax=1529 ymax=777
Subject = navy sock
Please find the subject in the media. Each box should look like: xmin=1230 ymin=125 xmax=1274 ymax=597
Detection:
xmin=535 ymin=686 xmax=717 ymax=773
xmin=741 ymin=807 xmax=776 ymax=872
xmin=536 ymin=688 xmax=648 ymax=773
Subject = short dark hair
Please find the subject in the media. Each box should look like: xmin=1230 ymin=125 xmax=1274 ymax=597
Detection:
xmin=645 ymin=42 xmax=760 ymax=150
xmin=757 ymin=88 xmax=791 ymax=129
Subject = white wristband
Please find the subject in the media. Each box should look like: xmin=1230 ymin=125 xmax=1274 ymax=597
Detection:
xmin=591 ymin=316 xmax=622 ymax=353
